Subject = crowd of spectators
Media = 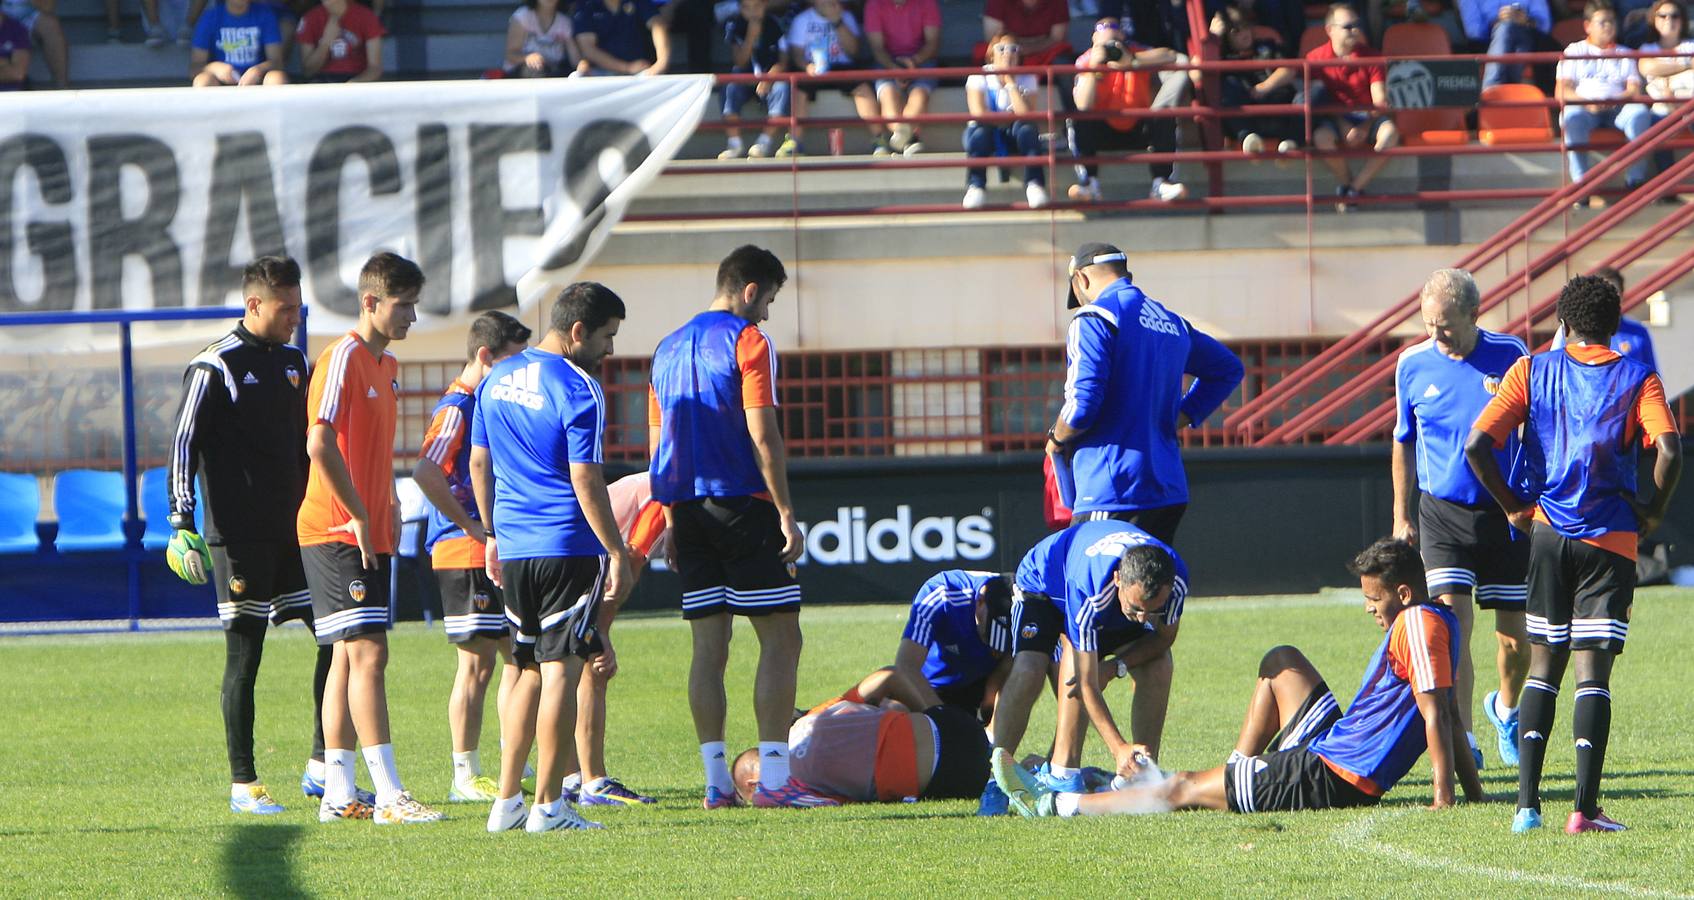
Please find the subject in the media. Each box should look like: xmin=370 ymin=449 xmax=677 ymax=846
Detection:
xmin=10 ymin=0 xmax=1693 ymax=212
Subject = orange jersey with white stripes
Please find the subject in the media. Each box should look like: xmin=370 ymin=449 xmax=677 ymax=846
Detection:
xmin=419 ymin=380 xmax=483 ymax=569
xmin=297 ymin=332 xmax=399 ymax=553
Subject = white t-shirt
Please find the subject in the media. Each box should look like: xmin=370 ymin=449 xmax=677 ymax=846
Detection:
xmin=965 ymin=67 xmax=1038 ymax=113
xmin=511 ymin=5 xmax=575 ymax=68
xmin=785 ymin=8 xmax=861 ymax=67
xmin=1643 ymin=38 xmax=1694 ymax=114
xmin=1557 ymin=40 xmax=1643 ymax=101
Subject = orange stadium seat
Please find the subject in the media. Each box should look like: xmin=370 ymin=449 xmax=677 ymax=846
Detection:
xmin=1478 ymin=83 xmax=1554 ymax=144
xmin=1382 ymin=21 xmax=1451 ymax=54
xmin=1552 ymin=17 xmax=1586 ymax=45
xmin=1252 ymin=24 xmax=1286 ymax=49
xmin=1299 ymin=23 xmax=1328 ymax=55
xmin=1382 ymin=21 xmax=1468 ymax=145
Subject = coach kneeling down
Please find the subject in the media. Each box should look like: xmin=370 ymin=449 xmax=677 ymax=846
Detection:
xmin=732 ymin=669 xmax=990 ymax=804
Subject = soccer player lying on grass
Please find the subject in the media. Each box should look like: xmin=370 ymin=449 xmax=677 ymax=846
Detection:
xmin=890 ymin=569 xmax=1016 ymax=725
xmin=730 ymin=668 xmax=991 ymax=804
xmin=993 ymin=538 xmax=1485 ymax=818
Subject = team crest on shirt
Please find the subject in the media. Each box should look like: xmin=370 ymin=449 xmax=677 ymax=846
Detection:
xmin=229 ymin=576 xmax=246 ymax=596
xmin=1482 ymin=375 xmax=1502 ymax=395
xmin=349 ymin=579 xmax=367 ymax=603
xmin=1619 ymin=340 xmax=1632 ymax=354
xmin=474 ymin=591 xmax=491 ymax=611
xmin=1020 ymin=622 xmax=1039 ymax=640
xmin=285 ymin=366 xmax=301 ymax=389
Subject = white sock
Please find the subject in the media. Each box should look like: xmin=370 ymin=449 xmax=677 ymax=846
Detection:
xmin=1050 ymin=764 xmax=1080 ymax=780
xmin=726 ymin=136 xmax=744 ymax=150
xmin=1495 ymin=693 xmax=1517 ymax=721
xmin=536 ymin=797 xmax=561 ymax=816
xmin=701 ymin=741 xmax=734 ymax=793
xmin=362 ymin=743 xmax=404 ymax=806
xmin=452 ymin=749 xmax=480 ymax=782
xmin=1055 ymin=792 xmax=1082 ymax=817
xmin=758 ymin=742 xmax=790 ymax=791
xmin=306 ymin=758 xmax=326 ymax=782
xmin=323 ymin=749 xmax=356 ymax=805
xmin=585 ymin=776 xmax=610 ymax=794
xmin=1225 ymin=750 xmax=1247 ymax=766
xmin=755 ymin=134 xmax=773 ymax=149
xmin=231 ymin=782 xmax=254 ymax=799
xmin=562 ymin=773 xmax=584 ymax=794
xmin=496 ymin=793 xmax=524 ymax=811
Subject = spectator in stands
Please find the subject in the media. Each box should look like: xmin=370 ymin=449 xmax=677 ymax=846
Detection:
xmin=502 ymin=0 xmax=586 ymax=76
xmin=865 ymin=0 xmax=942 ymax=156
xmin=656 ymin=0 xmax=720 ymax=73
xmin=1557 ymin=1 xmax=1654 ymax=199
xmin=1214 ymin=6 xmax=1301 ymax=153
xmin=1639 ymin=0 xmax=1694 ymax=147
xmin=786 ymin=0 xmax=885 ymax=154
xmin=575 ymin=0 xmax=668 ymax=74
xmin=105 ymin=0 xmax=169 ymax=45
xmin=720 ymin=0 xmax=796 ymax=159
xmin=963 ymin=33 xmax=1049 ymax=208
xmin=0 ymin=5 xmax=27 ymax=89
xmin=1305 ymin=2 xmax=1399 ymax=210
xmin=191 ymin=0 xmax=289 ymax=85
xmin=1236 ymin=0 xmax=1307 ymax=53
xmin=1 ymin=0 xmax=67 ymax=88
xmin=298 ymin=0 xmax=384 ymax=82
xmin=190 ymin=0 xmax=301 ymax=63
xmin=1067 ymin=15 xmax=1191 ymax=203
xmin=981 ymin=0 xmax=1071 ymax=66
xmin=1457 ymin=0 xmax=1558 ymax=87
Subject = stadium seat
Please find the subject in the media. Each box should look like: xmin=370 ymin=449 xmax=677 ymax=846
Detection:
xmin=1551 ymin=17 xmax=1586 ymax=45
xmin=1382 ymin=23 xmax=1468 ymax=145
xmin=1299 ymin=24 xmax=1328 ymax=56
xmin=1251 ymin=25 xmax=1286 ymax=49
xmin=52 ymin=469 xmax=127 ymax=552
xmin=0 ymin=472 xmax=41 ymax=554
xmin=140 ymin=468 xmax=180 ymax=551
xmin=1478 ymin=83 xmax=1555 ymax=145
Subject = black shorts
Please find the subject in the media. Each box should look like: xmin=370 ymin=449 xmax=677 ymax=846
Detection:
xmin=436 ymin=567 xmax=508 ymax=644
xmin=1527 ymin=523 xmax=1635 ymax=653
xmin=671 ymin=496 xmax=801 ymax=620
xmin=1095 ymin=623 xmax=1157 ymax=658
xmin=210 ymin=541 xmax=311 ymax=629
xmin=1225 ymin=682 xmax=1370 ymax=813
xmin=1418 ymin=492 xmax=1529 ymax=609
xmin=934 ymin=676 xmax=990 ymax=719
xmin=1009 ymin=590 xmax=1064 ymax=657
xmin=1071 ymin=504 xmax=1186 ymax=546
xmin=503 ymin=555 xmax=606 ymax=667
xmin=801 ymin=79 xmax=872 ymax=101
xmin=302 ymin=542 xmax=391 ymax=645
xmin=920 ymin=704 xmax=991 ymax=800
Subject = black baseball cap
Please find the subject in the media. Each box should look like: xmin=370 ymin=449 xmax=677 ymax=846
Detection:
xmin=1065 ymin=242 xmax=1129 ymax=309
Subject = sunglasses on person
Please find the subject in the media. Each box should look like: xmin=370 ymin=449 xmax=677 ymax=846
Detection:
xmin=1095 ymin=20 xmax=1122 ymax=31
xmin=994 ymin=43 xmax=1022 ymax=53
xmin=1331 ymin=19 xmax=1363 ymax=30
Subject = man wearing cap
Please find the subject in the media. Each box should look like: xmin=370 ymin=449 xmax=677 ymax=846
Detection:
xmin=1045 ymin=243 xmax=1243 ymax=544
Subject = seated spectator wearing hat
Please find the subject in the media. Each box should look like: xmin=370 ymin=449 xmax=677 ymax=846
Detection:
xmin=501 ymin=0 xmax=587 ymax=77
xmin=575 ymin=0 xmax=668 ymax=75
xmin=980 ymin=0 xmax=1071 ymax=67
xmin=298 ymin=0 xmax=384 ymax=83
xmin=1 ymin=0 xmax=68 ymax=88
xmin=865 ymin=0 xmax=942 ymax=156
xmin=964 ymin=33 xmax=1050 ymax=209
xmin=1557 ymin=1 xmax=1654 ymax=199
xmin=1304 ymin=3 xmax=1399 ymax=210
xmin=1067 ymin=16 xmax=1191 ymax=204
xmin=191 ymin=0 xmax=289 ymax=86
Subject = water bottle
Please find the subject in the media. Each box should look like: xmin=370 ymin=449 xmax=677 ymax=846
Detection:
xmin=810 ymin=37 xmax=830 ymax=74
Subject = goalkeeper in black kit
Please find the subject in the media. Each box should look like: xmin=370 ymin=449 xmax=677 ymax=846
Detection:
xmin=166 ymin=257 xmax=366 ymax=815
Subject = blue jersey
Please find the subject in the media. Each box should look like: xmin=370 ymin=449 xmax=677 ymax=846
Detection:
xmin=649 ymin=310 xmax=778 ymax=504
xmin=902 ymin=570 xmax=1009 ymax=687
xmin=1522 ymin=349 xmax=1653 ymax=541
xmin=421 ymin=382 xmax=479 ymax=556
xmin=1061 ymin=279 xmax=1244 ymax=514
xmin=1310 ymin=603 xmax=1459 ymax=795
xmin=1393 ymin=330 xmax=1528 ymax=505
xmin=1015 ymin=520 xmax=1189 ymax=654
xmin=470 ymin=348 xmax=608 ymax=560
xmin=1612 ymin=317 xmax=1656 ymax=373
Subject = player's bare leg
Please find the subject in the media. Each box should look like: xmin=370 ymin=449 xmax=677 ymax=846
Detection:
xmin=1050 ymin=639 xmax=1090 ymax=770
xmin=322 ymin=641 xmax=355 ymax=754
xmin=1129 ymin=649 xmax=1174 ymax=760
xmin=1075 ymin=765 xmax=1229 ymax=815
xmin=344 ymin=633 xmax=392 ymax=744
xmin=1233 ymin=645 xmax=1325 ymax=757
xmin=575 ymin=663 xmax=608 ymax=783
xmin=990 ymin=651 xmax=1051 ymax=756
xmin=450 ymin=637 xmax=498 ymax=754
xmin=534 ymin=658 xmax=580 ymax=807
xmin=1437 ymin=591 xmax=1478 ymax=734
xmin=1494 ymin=609 xmax=1530 ymax=709
xmin=496 ymin=663 xmax=540 ymax=802
xmin=750 ymin=612 xmax=802 ymax=743
xmin=688 ymin=614 xmax=733 ymax=743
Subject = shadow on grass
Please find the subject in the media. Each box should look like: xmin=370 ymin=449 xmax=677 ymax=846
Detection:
xmin=221 ymin=822 xmax=306 ymax=899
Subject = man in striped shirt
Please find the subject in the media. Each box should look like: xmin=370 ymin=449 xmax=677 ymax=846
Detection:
xmin=412 ymin=311 xmax=531 ymax=803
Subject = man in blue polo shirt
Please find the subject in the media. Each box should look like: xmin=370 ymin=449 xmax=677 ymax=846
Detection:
xmin=1046 ymin=241 xmax=1244 ymax=543
xmin=470 ymin=282 xmax=632 ymax=834
xmin=1391 ymin=267 xmax=1531 ymax=771
xmin=892 ymin=570 xmax=1015 ymax=722
xmin=575 ymin=0 xmax=669 ymax=75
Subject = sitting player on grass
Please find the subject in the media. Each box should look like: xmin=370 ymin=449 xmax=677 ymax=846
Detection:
xmin=730 ymin=668 xmax=990 ymax=804
xmin=993 ymin=538 xmax=1485 ymax=818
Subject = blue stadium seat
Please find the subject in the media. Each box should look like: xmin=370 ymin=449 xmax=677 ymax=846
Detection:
xmin=52 ymin=469 xmax=127 ymax=552
xmin=140 ymin=468 xmax=173 ymax=551
xmin=0 ymin=472 xmax=42 ymax=554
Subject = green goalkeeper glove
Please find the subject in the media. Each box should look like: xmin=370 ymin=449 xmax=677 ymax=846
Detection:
xmin=166 ymin=529 xmax=212 ymax=585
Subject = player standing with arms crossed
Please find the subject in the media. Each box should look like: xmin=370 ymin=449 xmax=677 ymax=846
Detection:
xmin=298 ymin=252 xmax=441 ymax=825
xmin=412 ymin=311 xmax=532 ymax=802
xmin=167 ymin=256 xmax=348 ymax=815
xmin=1390 ymin=269 xmax=1532 ymax=769
xmin=649 ymin=245 xmax=835 ymax=809
xmin=473 ymin=283 xmax=631 ymax=833
xmin=1466 ymin=274 xmax=1682 ymax=834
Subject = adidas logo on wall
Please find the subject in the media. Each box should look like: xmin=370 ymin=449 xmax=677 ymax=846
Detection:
xmin=489 ymin=362 xmax=546 ymax=410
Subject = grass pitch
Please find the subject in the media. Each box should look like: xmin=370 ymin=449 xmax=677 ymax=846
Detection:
xmin=4 ymin=588 xmax=1693 ymax=898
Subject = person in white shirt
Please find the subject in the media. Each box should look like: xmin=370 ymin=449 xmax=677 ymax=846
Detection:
xmin=504 ymin=0 xmax=586 ymax=76
xmin=962 ymin=32 xmax=1048 ymax=209
xmin=1557 ymin=2 xmax=1654 ymax=194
